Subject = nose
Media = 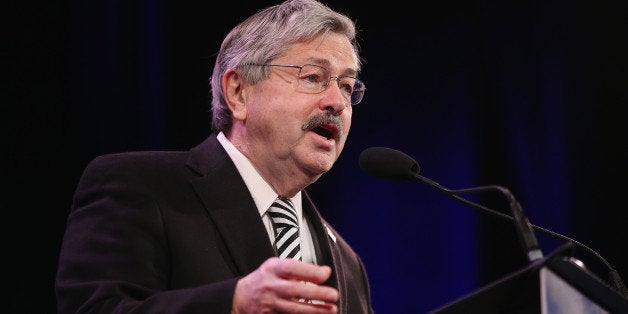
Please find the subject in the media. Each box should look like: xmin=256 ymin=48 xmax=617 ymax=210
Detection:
xmin=320 ymin=77 xmax=349 ymax=114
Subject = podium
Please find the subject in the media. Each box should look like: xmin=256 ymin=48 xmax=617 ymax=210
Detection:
xmin=429 ymin=243 xmax=628 ymax=314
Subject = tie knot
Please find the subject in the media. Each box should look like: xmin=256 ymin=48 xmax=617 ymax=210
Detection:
xmin=268 ymin=198 xmax=298 ymax=228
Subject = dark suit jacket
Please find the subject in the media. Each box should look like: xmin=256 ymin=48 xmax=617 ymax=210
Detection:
xmin=55 ymin=133 xmax=374 ymax=313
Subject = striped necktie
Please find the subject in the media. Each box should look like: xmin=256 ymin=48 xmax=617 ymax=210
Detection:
xmin=268 ymin=197 xmax=302 ymax=260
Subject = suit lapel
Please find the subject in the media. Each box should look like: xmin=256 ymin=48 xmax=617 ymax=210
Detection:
xmin=301 ymin=191 xmax=342 ymax=292
xmin=184 ymin=134 xmax=346 ymax=311
xmin=187 ymin=135 xmax=276 ymax=276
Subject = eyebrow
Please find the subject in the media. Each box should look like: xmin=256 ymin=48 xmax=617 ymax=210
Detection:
xmin=303 ymin=57 xmax=359 ymax=77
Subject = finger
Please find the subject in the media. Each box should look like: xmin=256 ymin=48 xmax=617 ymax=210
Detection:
xmin=272 ymin=280 xmax=338 ymax=305
xmin=290 ymin=280 xmax=339 ymax=304
xmin=275 ymin=297 xmax=338 ymax=314
xmin=272 ymin=258 xmax=332 ymax=283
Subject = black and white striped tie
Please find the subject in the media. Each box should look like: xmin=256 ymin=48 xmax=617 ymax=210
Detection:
xmin=268 ymin=198 xmax=302 ymax=261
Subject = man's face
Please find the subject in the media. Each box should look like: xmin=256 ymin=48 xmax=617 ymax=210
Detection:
xmin=241 ymin=32 xmax=358 ymax=182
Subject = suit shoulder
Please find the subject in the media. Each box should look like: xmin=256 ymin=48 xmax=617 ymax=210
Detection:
xmin=88 ymin=150 xmax=187 ymax=168
xmin=81 ymin=150 xmax=191 ymax=181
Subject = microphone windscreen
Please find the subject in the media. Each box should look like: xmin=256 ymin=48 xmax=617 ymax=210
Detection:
xmin=359 ymin=147 xmax=419 ymax=181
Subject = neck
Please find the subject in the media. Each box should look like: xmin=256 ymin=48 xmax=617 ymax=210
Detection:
xmin=226 ymin=129 xmax=318 ymax=198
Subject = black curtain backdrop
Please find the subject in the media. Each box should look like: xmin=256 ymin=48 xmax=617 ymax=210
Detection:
xmin=9 ymin=0 xmax=627 ymax=313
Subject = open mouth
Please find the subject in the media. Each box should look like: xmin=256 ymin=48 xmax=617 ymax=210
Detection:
xmin=302 ymin=114 xmax=343 ymax=141
xmin=312 ymin=123 xmax=338 ymax=140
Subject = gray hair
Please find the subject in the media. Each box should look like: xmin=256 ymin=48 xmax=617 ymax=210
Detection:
xmin=209 ymin=0 xmax=361 ymax=133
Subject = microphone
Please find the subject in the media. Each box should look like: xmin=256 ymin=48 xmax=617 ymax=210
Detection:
xmin=358 ymin=146 xmax=419 ymax=181
xmin=359 ymin=147 xmax=628 ymax=295
xmin=359 ymin=146 xmax=543 ymax=262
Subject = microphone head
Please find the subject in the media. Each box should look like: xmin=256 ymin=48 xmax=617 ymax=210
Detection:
xmin=359 ymin=147 xmax=420 ymax=181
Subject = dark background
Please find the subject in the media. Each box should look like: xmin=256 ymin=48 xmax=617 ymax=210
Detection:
xmin=9 ymin=0 xmax=627 ymax=313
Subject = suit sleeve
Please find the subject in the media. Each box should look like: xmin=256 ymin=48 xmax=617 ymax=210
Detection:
xmin=55 ymin=154 xmax=237 ymax=314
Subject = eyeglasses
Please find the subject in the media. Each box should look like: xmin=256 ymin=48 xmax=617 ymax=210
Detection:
xmin=244 ymin=63 xmax=366 ymax=105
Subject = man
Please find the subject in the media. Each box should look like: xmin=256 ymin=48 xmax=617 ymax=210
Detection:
xmin=55 ymin=0 xmax=373 ymax=313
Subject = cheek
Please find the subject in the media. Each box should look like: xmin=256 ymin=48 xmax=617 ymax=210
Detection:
xmin=246 ymin=88 xmax=284 ymax=125
xmin=251 ymin=102 xmax=300 ymax=140
xmin=342 ymin=111 xmax=352 ymax=133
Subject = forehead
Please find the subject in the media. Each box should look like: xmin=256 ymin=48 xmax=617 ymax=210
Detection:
xmin=278 ymin=32 xmax=358 ymax=75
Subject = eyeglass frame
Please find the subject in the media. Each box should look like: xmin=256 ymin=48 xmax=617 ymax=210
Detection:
xmin=241 ymin=63 xmax=366 ymax=105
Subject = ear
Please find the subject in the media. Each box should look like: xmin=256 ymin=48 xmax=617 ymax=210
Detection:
xmin=222 ymin=69 xmax=248 ymax=121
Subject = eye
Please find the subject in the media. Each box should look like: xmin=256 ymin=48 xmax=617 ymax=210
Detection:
xmin=298 ymin=64 xmax=331 ymax=88
xmin=338 ymin=77 xmax=355 ymax=94
xmin=299 ymin=69 xmax=326 ymax=84
xmin=301 ymin=73 xmax=323 ymax=84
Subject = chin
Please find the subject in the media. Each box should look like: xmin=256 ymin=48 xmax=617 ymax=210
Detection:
xmin=305 ymin=156 xmax=335 ymax=176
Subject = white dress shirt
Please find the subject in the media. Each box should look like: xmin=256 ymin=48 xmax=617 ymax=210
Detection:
xmin=217 ymin=132 xmax=317 ymax=264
